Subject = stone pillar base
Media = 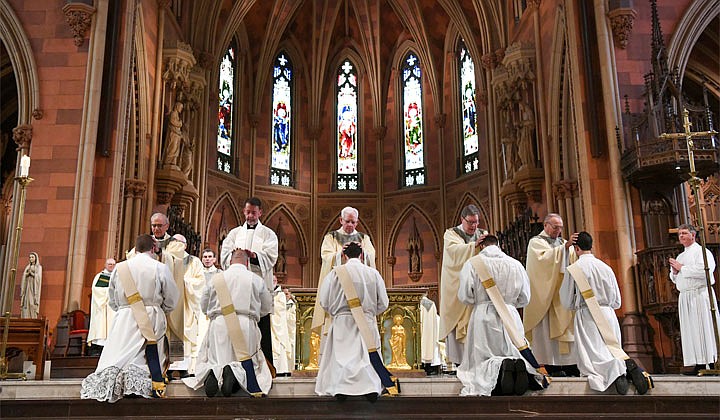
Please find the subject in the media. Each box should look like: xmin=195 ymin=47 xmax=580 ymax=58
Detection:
xmin=621 ymin=312 xmax=656 ymax=372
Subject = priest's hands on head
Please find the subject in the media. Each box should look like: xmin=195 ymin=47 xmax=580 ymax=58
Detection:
xmin=565 ymin=232 xmax=579 ymax=249
xmin=475 ymin=234 xmax=487 ymax=248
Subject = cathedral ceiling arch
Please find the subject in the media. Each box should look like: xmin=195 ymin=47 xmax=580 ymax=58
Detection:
xmin=667 ymin=0 xmax=719 ymax=90
xmin=262 ymin=202 xmax=309 ymax=258
xmin=0 ymin=0 xmax=39 ymax=126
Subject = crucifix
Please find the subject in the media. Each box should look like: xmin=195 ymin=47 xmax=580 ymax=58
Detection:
xmin=661 ymin=108 xmax=719 ymax=376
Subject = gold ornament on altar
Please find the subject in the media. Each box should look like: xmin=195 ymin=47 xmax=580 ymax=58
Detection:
xmin=305 ymin=331 xmax=321 ymax=370
xmin=387 ymin=314 xmax=411 ymax=369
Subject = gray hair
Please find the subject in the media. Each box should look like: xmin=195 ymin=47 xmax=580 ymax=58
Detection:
xmin=678 ymin=223 xmax=697 ymax=234
xmin=544 ymin=213 xmax=562 ymax=224
xmin=151 ymin=212 xmax=169 ymax=224
xmin=341 ymin=206 xmax=359 ymax=219
xmin=460 ymin=204 xmax=481 ymax=218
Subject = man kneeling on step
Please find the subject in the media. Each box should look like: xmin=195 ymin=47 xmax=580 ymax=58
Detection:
xmin=183 ymin=249 xmax=273 ymax=397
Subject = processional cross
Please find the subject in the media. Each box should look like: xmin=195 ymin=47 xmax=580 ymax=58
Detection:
xmin=661 ymin=108 xmax=719 ymax=376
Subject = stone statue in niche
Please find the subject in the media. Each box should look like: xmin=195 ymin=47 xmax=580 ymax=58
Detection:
xmin=20 ymin=252 xmax=42 ymax=318
xmin=387 ymin=314 xmax=411 ymax=369
xmin=180 ymin=132 xmax=194 ymax=177
xmin=163 ymin=101 xmax=184 ymax=167
xmin=517 ymin=100 xmax=536 ymax=169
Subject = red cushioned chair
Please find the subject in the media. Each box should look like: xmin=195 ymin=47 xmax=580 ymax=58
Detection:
xmin=64 ymin=310 xmax=89 ymax=357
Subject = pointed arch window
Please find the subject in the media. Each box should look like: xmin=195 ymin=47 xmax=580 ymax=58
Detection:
xmin=336 ymin=59 xmax=360 ymax=190
xmin=270 ymin=52 xmax=293 ymax=187
xmin=458 ymin=39 xmax=479 ymax=174
xmin=401 ymin=51 xmax=426 ymax=187
xmin=217 ymin=43 xmax=236 ymax=173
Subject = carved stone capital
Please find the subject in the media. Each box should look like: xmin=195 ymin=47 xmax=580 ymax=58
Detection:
xmin=62 ymin=3 xmax=96 ymax=47
xmin=156 ymin=191 xmax=173 ymax=205
xmin=480 ymin=53 xmax=497 ymax=69
xmin=527 ymin=0 xmax=541 ymax=10
xmin=552 ymin=179 xmax=578 ymax=200
xmin=124 ymin=179 xmax=147 ymax=198
xmin=32 ymin=108 xmax=43 ymax=120
xmin=163 ymin=41 xmax=197 ymax=91
xmin=196 ymin=51 xmax=214 ymax=71
xmin=12 ymin=124 xmax=32 ymax=152
xmin=607 ymin=8 xmax=637 ymax=49
xmin=387 ymin=256 xmax=396 ymax=266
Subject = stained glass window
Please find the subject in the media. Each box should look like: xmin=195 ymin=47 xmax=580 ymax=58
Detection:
xmin=270 ymin=52 xmax=293 ymax=187
xmin=336 ymin=60 xmax=359 ymax=191
xmin=401 ymin=52 xmax=425 ymax=187
xmin=217 ymin=44 xmax=235 ymax=173
xmin=459 ymin=40 xmax=479 ymax=174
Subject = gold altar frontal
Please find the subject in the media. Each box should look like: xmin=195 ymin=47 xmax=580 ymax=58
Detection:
xmin=292 ymin=288 xmax=426 ymax=372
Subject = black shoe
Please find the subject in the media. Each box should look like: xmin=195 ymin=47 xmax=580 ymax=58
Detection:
xmin=549 ymin=370 xmax=567 ymax=377
xmin=625 ymin=359 xmax=650 ymax=395
xmin=221 ymin=365 xmax=239 ymax=397
xmin=180 ymin=371 xmax=194 ymax=379
xmin=499 ymin=359 xmax=516 ymax=395
xmin=204 ymin=371 xmax=219 ymax=397
xmin=513 ymin=359 xmax=529 ymax=396
xmin=335 ymin=393 xmax=348 ymax=402
xmin=613 ymin=375 xmax=629 ymax=395
xmin=562 ymin=365 xmax=581 ymax=377
xmin=364 ymin=392 xmax=378 ymax=403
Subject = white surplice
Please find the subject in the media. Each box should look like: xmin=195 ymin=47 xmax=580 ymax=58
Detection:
xmin=419 ymin=296 xmax=441 ymax=365
xmin=81 ymin=253 xmax=179 ymax=402
xmin=315 ymin=258 xmax=389 ymax=397
xmin=220 ymin=222 xmax=278 ymax=295
xmin=456 ymin=245 xmax=541 ymax=396
xmin=670 ymin=242 xmax=719 ymax=366
xmin=87 ymin=269 xmax=116 ymax=346
xmin=183 ymin=264 xmax=273 ymax=394
xmin=560 ymin=253 xmax=625 ymax=392
xmin=271 ymin=285 xmax=291 ymax=374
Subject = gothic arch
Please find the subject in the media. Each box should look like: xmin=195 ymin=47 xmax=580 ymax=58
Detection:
xmin=386 ymin=203 xmax=441 ymax=259
xmin=452 ymin=192 xmax=488 ymax=229
xmin=0 ymin=0 xmax=39 ymax=125
xmin=204 ymin=191 xmax=242 ymax=241
xmin=263 ymin=202 xmax=308 ymax=258
xmin=319 ymin=210 xmax=374 ymax=247
xmin=667 ymin=0 xmax=720 ymax=85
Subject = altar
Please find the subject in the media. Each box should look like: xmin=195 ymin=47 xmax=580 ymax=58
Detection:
xmin=291 ymin=288 xmax=428 ymax=372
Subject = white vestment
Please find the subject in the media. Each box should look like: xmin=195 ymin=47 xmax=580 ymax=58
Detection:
xmin=312 ymin=230 xmax=376 ymax=333
xmin=286 ymin=298 xmax=297 ymax=370
xmin=220 ymin=221 xmax=278 ymax=297
xmin=87 ymin=269 xmax=117 ymax=346
xmin=183 ymin=264 xmax=272 ymax=394
xmin=271 ymin=285 xmax=291 ymax=374
xmin=560 ymin=254 xmax=625 ymax=392
xmin=203 ymin=265 xmax=222 ymax=283
xmin=419 ymin=296 xmax=441 ymax=365
xmin=315 ymin=258 xmax=389 ymax=397
xmin=81 ymin=253 xmax=179 ymax=402
xmin=524 ymin=233 xmax=577 ymax=366
xmin=456 ymin=245 xmax=541 ymax=396
xmin=670 ymin=242 xmax=719 ymax=365
xmin=439 ymin=227 xmax=484 ymax=364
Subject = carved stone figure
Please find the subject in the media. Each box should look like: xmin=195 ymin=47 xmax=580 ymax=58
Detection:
xmin=163 ymin=102 xmax=184 ymax=167
xmin=387 ymin=314 xmax=411 ymax=369
xmin=517 ymin=101 xmax=536 ymax=169
xmin=180 ymin=133 xmax=194 ymax=177
xmin=20 ymin=252 xmax=42 ymax=318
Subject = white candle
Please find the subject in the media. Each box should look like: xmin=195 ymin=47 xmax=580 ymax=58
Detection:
xmin=20 ymin=155 xmax=30 ymax=177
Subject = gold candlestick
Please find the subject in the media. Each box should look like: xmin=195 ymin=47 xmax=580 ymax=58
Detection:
xmin=0 ymin=175 xmax=33 ymax=380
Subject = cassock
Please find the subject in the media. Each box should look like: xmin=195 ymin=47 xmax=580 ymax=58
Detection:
xmin=183 ymin=263 xmax=273 ymax=395
xmin=165 ymin=243 xmax=206 ymax=372
xmin=312 ymin=229 xmax=376 ymax=333
xmin=456 ymin=245 xmax=542 ymax=396
xmin=670 ymin=242 xmax=719 ymax=366
xmin=271 ymin=285 xmax=291 ymax=374
xmin=524 ymin=233 xmax=577 ymax=366
xmin=560 ymin=254 xmax=625 ymax=391
xmin=81 ymin=253 xmax=179 ymax=402
xmin=87 ymin=268 xmax=116 ymax=347
xmin=439 ymin=226 xmax=484 ymax=364
xmin=419 ymin=296 xmax=441 ymax=366
xmin=315 ymin=258 xmax=389 ymax=397
xmin=286 ymin=297 xmax=297 ymax=370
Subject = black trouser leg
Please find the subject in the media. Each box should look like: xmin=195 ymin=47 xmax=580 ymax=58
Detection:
xmin=258 ymin=314 xmax=273 ymax=368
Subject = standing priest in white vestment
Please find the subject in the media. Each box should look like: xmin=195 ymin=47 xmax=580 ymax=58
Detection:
xmin=560 ymin=232 xmax=649 ymax=395
xmin=457 ymin=235 xmax=544 ymax=396
xmin=81 ymin=234 xmax=179 ymax=402
xmin=439 ymin=204 xmax=488 ymax=368
xmin=183 ymin=249 xmax=273 ymax=397
xmin=201 ymin=248 xmax=222 ymax=282
xmin=315 ymin=242 xmax=390 ymax=401
xmin=524 ymin=213 xmax=579 ymax=377
xmin=669 ymin=223 xmax=719 ymax=376
xmin=220 ymin=197 xmax=278 ymax=370
xmin=312 ymin=207 xmax=376 ymax=337
xmin=87 ymin=258 xmax=117 ymax=356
